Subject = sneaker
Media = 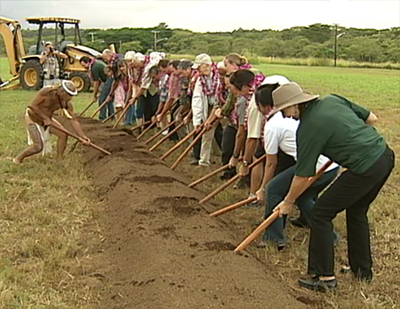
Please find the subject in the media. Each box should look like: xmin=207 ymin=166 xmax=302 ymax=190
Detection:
xmin=245 ymin=194 xmax=259 ymax=208
xmin=190 ymin=159 xmax=199 ymax=166
xmin=161 ymin=130 xmax=169 ymax=136
xmin=219 ymin=171 xmax=236 ymax=180
xmin=298 ymin=276 xmax=337 ymax=292
xmin=288 ymin=217 xmax=309 ymax=228
xmin=233 ymin=176 xmax=250 ymax=189
xmin=199 ymin=161 xmax=211 ymax=167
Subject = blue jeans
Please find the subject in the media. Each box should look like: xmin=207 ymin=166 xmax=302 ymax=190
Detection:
xmin=99 ymin=78 xmax=115 ymax=120
xmin=263 ymin=165 xmax=339 ymax=245
xmin=125 ymin=104 xmax=136 ymax=126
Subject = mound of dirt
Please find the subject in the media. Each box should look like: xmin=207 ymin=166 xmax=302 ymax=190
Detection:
xmin=80 ymin=119 xmax=307 ymax=309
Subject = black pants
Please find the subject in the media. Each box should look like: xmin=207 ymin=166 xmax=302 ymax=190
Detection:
xmin=214 ymin=122 xmax=223 ymax=150
xmin=308 ymin=146 xmax=395 ymax=277
xmin=193 ymin=131 xmax=202 ymax=161
xmin=221 ymin=125 xmax=237 ymax=176
xmin=168 ymin=102 xmax=181 ymax=141
xmin=141 ymin=93 xmax=160 ymax=122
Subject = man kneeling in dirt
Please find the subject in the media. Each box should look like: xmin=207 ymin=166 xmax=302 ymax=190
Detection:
xmin=13 ymin=80 xmax=90 ymax=163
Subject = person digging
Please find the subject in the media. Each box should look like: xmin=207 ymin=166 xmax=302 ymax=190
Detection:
xmin=271 ymin=82 xmax=395 ymax=292
xmin=13 ymin=80 xmax=90 ymax=163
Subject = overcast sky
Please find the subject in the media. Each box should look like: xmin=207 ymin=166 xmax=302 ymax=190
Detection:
xmin=1 ymin=0 xmax=399 ymax=32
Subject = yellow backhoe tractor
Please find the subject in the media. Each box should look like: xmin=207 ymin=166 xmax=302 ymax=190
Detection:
xmin=0 ymin=16 xmax=102 ymax=92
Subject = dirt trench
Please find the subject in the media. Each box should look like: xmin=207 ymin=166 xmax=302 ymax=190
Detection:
xmin=80 ymin=119 xmax=308 ymax=309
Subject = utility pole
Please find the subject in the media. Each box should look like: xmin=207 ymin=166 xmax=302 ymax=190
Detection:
xmin=334 ymin=24 xmax=338 ymax=67
xmin=333 ymin=24 xmax=346 ymax=67
xmin=89 ymin=32 xmax=96 ymax=43
xmin=151 ymin=30 xmax=160 ymax=50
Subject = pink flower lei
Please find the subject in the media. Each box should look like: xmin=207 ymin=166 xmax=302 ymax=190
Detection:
xmin=239 ymin=63 xmax=252 ymax=70
xmin=187 ymin=69 xmax=198 ymax=97
xmin=88 ymin=58 xmax=97 ymax=80
xmin=131 ymin=55 xmax=150 ymax=85
xmin=217 ymin=81 xmax=227 ymax=105
xmin=199 ymin=63 xmax=219 ymax=96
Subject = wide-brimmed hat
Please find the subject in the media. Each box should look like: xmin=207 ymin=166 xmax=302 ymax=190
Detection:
xmin=192 ymin=53 xmax=212 ymax=69
xmin=62 ymin=80 xmax=78 ymax=96
xmin=272 ymin=82 xmax=319 ymax=113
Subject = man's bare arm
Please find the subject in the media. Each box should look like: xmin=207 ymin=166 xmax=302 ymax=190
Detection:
xmin=66 ymin=101 xmax=89 ymax=139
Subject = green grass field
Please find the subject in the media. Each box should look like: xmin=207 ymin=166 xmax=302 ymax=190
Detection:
xmin=0 ymin=57 xmax=399 ymax=308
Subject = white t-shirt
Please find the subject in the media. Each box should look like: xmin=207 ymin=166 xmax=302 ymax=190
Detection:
xmin=247 ymin=75 xmax=290 ymax=139
xmin=264 ymin=112 xmax=338 ymax=172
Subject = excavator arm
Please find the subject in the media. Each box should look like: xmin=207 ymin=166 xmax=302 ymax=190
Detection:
xmin=0 ymin=16 xmax=25 ymax=89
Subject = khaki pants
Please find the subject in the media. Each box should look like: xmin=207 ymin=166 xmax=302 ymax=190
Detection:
xmin=199 ymin=122 xmax=218 ymax=166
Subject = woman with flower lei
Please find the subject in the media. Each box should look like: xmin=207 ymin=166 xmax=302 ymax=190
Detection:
xmin=123 ymin=51 xmax=138 ymax=126
xmin=107 ymin=59 xmax=130 ymax=123
xmin=228 ymin=69 xmax=266 ymax=205
xmin=191 ymin=53 xmax=221 ymax=167
xmin=128 ymin=52 xmax=162 ymax=127
xmin=214 ymin=53 xmax=250 ymax=180
xmin=156 ymin=60 xmax=182 ymax=126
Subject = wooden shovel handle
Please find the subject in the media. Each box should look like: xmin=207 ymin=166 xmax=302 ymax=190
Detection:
xmin=199 ymin=155 xmax=266 ymax=204
xmin=137 ymin=120 xmax=157 ymax=140
xmin=188 ymin=164 xmax=230 ymax=188
xmin=102 ymin=108 xmax=122 ymax=124
xmin=90 ymin=99 xmax=109 ymax=118
xmin=234 ymin=212 xmax=280 ymax=251
xmin=210 ymin=197 xmax=257 ymax=217
xmin=170 ymin=127 xmax=206 ymax=170
xmin=160 ymin=128 xmax=197 ymax=160
xmin=149 ymin=122 xmax=185 ymax=152
xmin=233 ymin=161 xmax=333 ymax=252
xmin=144 ymin=120 xmax=177 ymax=145
xmin=113 ymin=99 xmax=137 ymax=129
xmin=51 ymin=124 xmax=111 ymax=155
xmin=129 ymin=120 xmax=152 ymax=132
xmin=79 ymin=100 xmax=96 ymax=117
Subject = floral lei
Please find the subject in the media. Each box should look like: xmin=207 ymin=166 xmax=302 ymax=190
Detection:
xmin=239 ymin=63 xmax=252 ymax=70
xmin=88 ymin=58 xmax=97 ymax=80
xmin=199 ymin=63 xmax=219 ymax=96
xmin=131 ymin=55 xmax=150 ymax=85
xmin=187 ymin=69 xmax=198 ymax=97
xmin=217 ymin=81 xmax=227 ymax=105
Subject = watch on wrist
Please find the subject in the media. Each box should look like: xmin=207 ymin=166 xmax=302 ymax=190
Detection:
xmin=243 ymin=160 xmax=249 ymax=167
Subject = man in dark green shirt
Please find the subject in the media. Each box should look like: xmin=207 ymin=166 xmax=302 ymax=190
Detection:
xmin=271 ymin=82 xmax=394 ymax=292
xmin=80 ymin=57 xmax=114 ymax=120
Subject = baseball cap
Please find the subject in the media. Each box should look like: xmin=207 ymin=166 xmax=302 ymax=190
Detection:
xmin=192 ymin=53 xmax=212 ymax=69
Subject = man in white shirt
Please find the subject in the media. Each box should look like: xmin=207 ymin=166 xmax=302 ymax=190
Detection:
xmin=254 ymin=83 xmax=339 ymax=249
xmin=191 ymin=54 xmax=220 ymax=167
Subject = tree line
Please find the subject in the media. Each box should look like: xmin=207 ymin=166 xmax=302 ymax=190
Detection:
xmin=1 ymin=23 xmax=399 ymax=65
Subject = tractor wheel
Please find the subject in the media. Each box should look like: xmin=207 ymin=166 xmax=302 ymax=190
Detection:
xmin=69 ymin=72 xmax=91 ymax=92
xmin=20 ymin=60 xmax=43 ymax=90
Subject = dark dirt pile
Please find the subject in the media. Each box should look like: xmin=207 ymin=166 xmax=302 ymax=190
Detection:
xmin=80 ymin=118 xmax=307 ymax=309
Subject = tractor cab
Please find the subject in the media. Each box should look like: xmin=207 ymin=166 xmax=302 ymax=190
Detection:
xmin=19 ymin=17 xmax=101 ymax=91
xmin=26 ymin=17 xmax=82 ymax=55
